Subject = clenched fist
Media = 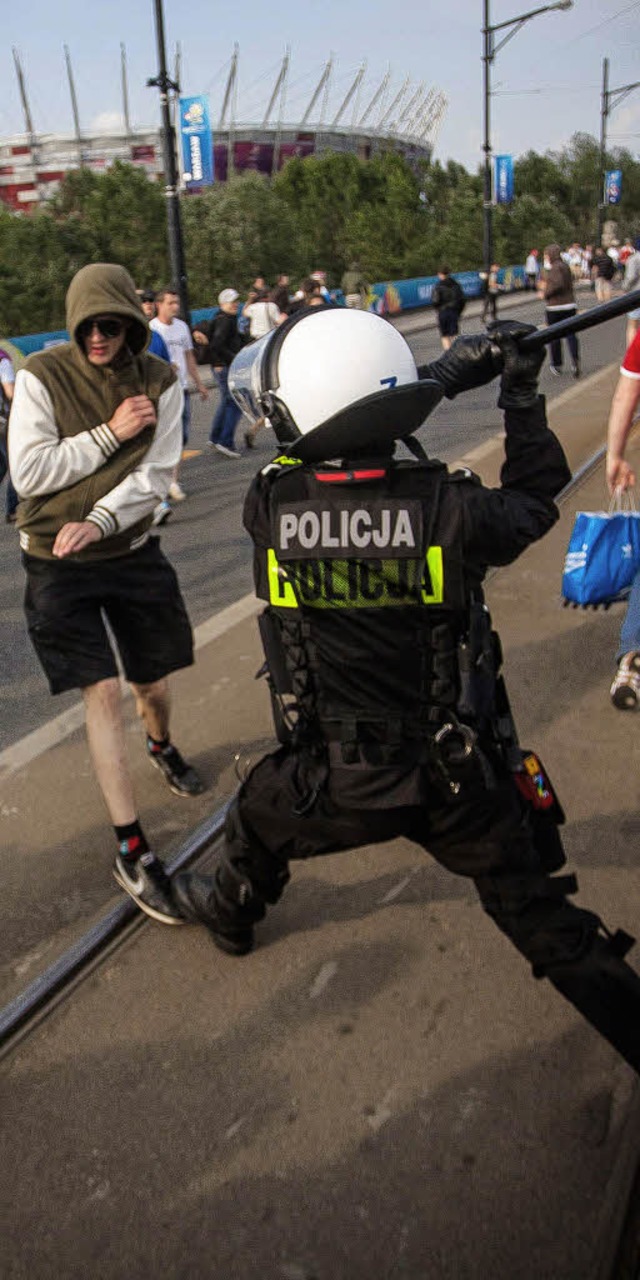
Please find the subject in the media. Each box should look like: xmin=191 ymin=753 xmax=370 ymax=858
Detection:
xmin=108 ymin=395 xmax=156 ymax=442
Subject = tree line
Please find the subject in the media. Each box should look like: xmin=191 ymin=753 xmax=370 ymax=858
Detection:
xmin=1 ymin=131 xmax=639 ymax=336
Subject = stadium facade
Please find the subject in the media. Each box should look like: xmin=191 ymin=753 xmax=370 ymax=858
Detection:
xmin=0 ymin=48 xmax=446 ymax=211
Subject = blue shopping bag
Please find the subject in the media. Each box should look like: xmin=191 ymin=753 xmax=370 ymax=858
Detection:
xmin=562 ymin=503 xmax=640 ymax=607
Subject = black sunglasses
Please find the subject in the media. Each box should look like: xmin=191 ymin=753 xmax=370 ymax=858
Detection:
xmin=79 ymin=316 xmax=126 ymax=340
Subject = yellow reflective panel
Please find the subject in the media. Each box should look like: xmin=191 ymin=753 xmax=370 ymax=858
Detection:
xmin=267 ymin=548 xmax=299 ymax=608
xmin=421 ymin=546 xmax=444 ymax=604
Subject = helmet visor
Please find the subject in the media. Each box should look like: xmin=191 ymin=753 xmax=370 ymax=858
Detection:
xmin=228 ymin=332 xmax=274 ymax=426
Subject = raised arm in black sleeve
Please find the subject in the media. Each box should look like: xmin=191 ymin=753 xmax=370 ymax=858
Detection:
xmin=458 ymin=320 xmax=571 ymax=569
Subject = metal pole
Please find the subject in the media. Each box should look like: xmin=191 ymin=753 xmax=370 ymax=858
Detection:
xmin=482 ymin=0 xmax=493 ymax=277
xmin=597 ymin=56 xmax=609 ymax=245
xmin=518 ymin=287 xmax=640 ymax=350
xmin=148 ymin=0 xmax=190 ymax=322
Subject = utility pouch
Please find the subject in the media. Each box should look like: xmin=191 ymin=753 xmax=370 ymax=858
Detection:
xmin=514 ymin=750 xmax=565 ymax=823
xmin=257 ymin=608 xmax=298 ymax=746
xmin=457 ymin=601 xmax=498 ymax=724
xmin=257 ymin=607 xmax=293 ymax=695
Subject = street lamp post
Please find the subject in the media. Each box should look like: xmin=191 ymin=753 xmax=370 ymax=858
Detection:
xmin=597 ymin=56 xmax=640 ymax=245
xmin=147 ymin=0 xmax=191 ymax=322
xmin=482 ymin=0 xmax=573 ymax=276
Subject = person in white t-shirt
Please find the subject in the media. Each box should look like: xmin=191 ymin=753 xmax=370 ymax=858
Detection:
xmin=239 ymin=289 xmax=284 ymax=449
xmin=243 ymin=289 xmax=282 ymax=339
xmin=150 ymin=287 xmax=208 ymax=509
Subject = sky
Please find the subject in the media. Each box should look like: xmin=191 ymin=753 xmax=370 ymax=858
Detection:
xmin=1 ymin=0 xmax=639 ymax=172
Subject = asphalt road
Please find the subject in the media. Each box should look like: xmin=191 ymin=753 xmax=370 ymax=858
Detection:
xmin=0 ymin=292 xmax=624 ymax=752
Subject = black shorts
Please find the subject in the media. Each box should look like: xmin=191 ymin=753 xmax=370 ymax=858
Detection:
xmin=437 ymin=307 xmax=460 ymax=338
xmin=23 ymin=537 xmax=194 ymax=694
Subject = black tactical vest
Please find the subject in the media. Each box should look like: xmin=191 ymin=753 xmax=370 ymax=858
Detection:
xmin=254 ymin=456 xmax=479 ymax=788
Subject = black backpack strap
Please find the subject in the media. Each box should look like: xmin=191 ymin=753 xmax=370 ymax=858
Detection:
xmin=403 ymin=435 xmax=429 ymax=462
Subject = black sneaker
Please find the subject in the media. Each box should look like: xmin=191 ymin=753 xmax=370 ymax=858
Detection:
xmin=113 ymin=851 xmax=186 ymax=924
xmin=147 ymin=741 xmax=205 ymax=797
xmin=244 ymin=430 xmax=256 ymax=450
xmin=571 ymin=362 xmax=581 ymax=379
xmin=172 ymin=872 xmax=255 ymax=955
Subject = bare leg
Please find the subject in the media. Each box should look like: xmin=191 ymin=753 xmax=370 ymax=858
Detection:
xmin=83 ymin=678 xmax=137 ymax=825
xmin=131 ymin=677 xmax=171 ymax=743
xmin=441 ymin=336 xmax=453 ymax=351
xmin=626 ymin=316 xmax=638 ymax=350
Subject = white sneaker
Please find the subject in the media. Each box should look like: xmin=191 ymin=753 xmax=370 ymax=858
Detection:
xmin=168 ymin=481 xmax=187 ymax=502
xmin=152 ymin=500 xmax=172 ymax=527
xmin=610 ymin=652 xmax=640 ymax=710
xmin=214 ymin=443 xmax=241 ymax=459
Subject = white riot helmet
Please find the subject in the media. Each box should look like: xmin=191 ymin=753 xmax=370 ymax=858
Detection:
xmin=228 ymin=305 xmax=443 ymax=463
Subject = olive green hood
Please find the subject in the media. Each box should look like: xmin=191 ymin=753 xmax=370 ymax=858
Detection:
xmin=65 ymin=262 xmax=149 ymax=356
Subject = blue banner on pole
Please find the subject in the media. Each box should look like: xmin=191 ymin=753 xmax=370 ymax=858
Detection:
xmin=179 ymin=96 xmax=214 ymax=189
xmin=605 ymin=169 xmax=622 ymax=205
xmin=494 ymin=154 xmax=514 ymax=205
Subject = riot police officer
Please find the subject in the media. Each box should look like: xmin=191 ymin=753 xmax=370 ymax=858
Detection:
xmin=174 ymin=306 xmax=640 ymax=1074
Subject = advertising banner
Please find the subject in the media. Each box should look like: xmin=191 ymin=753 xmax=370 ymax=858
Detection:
xmin=179 ymin=95 xmax=214 ymax=189
xmin=495 ymin=154 xmax=514 ymax=205
xmin=605 ymin=169 xmax=622 ymax=205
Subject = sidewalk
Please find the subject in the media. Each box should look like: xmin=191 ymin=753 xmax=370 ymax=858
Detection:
xmin=2 ymin=362 xmax=640 ymax=1280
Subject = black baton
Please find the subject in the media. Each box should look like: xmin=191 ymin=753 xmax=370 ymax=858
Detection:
xmin=516 ymin=288 xmax=640 ymax=351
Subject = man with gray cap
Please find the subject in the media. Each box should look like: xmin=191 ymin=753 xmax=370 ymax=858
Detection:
xmin=9 ymin=262 xmax=204 ymax=924
xmin=193 ymin=288 xmax=249 ymax=457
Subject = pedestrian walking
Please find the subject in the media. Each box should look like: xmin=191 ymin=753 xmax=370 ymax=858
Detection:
xmin=538 ymin=243 xmax=580 ymax=377
xmin=8 ymin=263 xmax=204 ymax=923
xmin=150 ymin=286 xmax=209 ymax=508
xmin=194 ymin=289 xmax=250 ymax=458
xmin=591 ymin=245 xmax=616 ymax=303
xmin=431 ymin=267 xmax=465 ymax=351
xmin=241 ymin=289 xmax=283 ymax=449
xmin=524 ymin=249 xmax=539 ymax=291
xmin=481 ymin=263 xmax=502 ymax=324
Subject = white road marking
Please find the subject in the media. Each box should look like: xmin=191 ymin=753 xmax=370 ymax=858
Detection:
xmin=379 ymin=874 xmax=414 ymax=904
xmin=366 ymin=1087 xmax=398 ymax=1132
xmin=309 ymin=961 xmax=338 ymax=998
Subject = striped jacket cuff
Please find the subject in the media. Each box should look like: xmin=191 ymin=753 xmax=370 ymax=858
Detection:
xmin=90 ymin=422 xmax=119 ymax=458
xmin=86 ymin=505 xmax=119 ymax=538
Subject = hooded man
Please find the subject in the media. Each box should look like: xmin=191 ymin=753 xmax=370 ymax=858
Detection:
xmin=9 ymin=262 xmax=204 ymax=923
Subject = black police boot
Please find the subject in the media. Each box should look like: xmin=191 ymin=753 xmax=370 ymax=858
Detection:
xmin=478 ymin=872 xmax=640 ymax=1074
xmin=172 ymin=862 xmax=265 ymax=956
xmin=547 ymin=930 xmax=640 ymax=1074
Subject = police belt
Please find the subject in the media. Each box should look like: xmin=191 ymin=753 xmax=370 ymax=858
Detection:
xmin=316 ymin=712 xmax=463 ymax=766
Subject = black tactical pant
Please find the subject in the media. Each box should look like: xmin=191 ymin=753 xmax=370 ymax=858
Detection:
xmin=206 ymin=744 xmax=640 ymax=1074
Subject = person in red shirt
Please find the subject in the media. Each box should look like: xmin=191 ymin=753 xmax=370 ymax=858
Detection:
xmin=606 ymin=330 xmax=640 ymax=707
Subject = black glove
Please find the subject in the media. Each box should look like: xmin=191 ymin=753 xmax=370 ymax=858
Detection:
xmin=488 ymin=320 xmax=546 ymax=410
xmin=417 ymin=334 xmax=503 ymax=399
